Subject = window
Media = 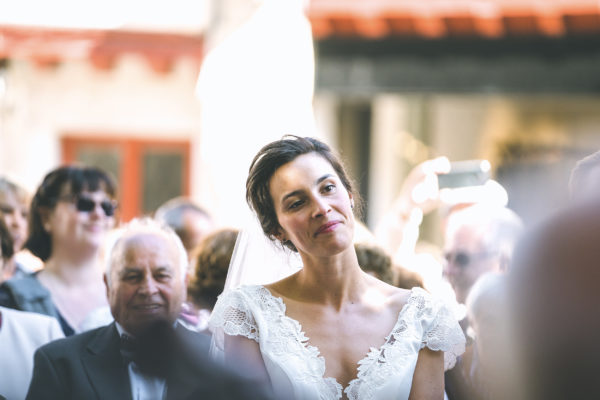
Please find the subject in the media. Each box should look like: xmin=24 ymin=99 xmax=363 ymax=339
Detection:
xmin=62 ymin=136 xmax=190 ymax=221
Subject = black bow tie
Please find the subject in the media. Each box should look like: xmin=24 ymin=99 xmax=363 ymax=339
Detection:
xmin=120 ymin=334 xmax=138 ymax=365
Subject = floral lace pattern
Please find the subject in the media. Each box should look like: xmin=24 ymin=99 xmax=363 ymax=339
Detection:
xmin=209 ymin=285 xmax=465 ymax=400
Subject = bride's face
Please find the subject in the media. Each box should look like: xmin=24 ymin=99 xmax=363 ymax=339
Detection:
xmin=269 ymin=152 xmax=354 ymax=258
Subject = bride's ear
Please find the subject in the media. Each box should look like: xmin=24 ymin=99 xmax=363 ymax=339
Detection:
xmin=274 ymin=231 xmax=288 ymax=244
xmin=272 ymin=226 xmax=287 ymax=243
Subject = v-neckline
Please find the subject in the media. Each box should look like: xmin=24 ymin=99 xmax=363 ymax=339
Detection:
xmin=258 ymin=285 xmax=419 ymax=398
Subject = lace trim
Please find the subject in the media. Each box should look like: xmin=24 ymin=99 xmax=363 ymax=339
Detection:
xmin=210 ymin=285 xmax=465 ymax=400
xmin=345 ymin=288 xmax=466 ymax=400
xmin=209 ymin=289 xmax=260 ymax=342
xmin=267 ymin=292 xmax=343 ymax=399
xmin=210 ymin=285 xmax=342 ymax=399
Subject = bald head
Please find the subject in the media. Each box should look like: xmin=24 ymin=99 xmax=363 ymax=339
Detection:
xmin=104 ymin=218 xmax=188 ymax=335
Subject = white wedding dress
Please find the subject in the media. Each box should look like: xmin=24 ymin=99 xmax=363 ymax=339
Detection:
xmin=209 ymin=285 xmax=465 ymax=400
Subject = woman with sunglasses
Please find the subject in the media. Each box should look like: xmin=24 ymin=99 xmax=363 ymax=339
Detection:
xmin=0 ymin=165 xmax=118 ymax=336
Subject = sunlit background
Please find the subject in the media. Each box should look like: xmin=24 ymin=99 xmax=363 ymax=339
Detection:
xmin=1 ymin=0 xmax=600 ymax=244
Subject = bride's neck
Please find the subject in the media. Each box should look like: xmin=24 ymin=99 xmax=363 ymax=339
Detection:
xmin=295 ymin=248 xmax=366 ymax=307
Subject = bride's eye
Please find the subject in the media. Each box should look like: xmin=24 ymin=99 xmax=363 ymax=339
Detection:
xmin=322 ymin=183 xmax=336 ymax=193
xmin=288 ymin=199 xmax=304 ymax=210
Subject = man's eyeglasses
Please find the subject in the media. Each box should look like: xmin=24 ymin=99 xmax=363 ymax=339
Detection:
xmin=444 ymin=251 xmax=496 ymax=268
xmin=60 ymin=195 xmax=117 ymax=217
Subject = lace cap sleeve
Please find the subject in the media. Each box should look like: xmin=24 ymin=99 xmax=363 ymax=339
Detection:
xmin=415 ymin=288 xmax=466 ymax=371
xmin=209 ymin=286 xmax=260 ymax=344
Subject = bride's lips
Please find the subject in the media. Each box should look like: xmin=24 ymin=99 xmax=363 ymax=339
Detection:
xmin=314 ymin=221 xmax=341 ymax=236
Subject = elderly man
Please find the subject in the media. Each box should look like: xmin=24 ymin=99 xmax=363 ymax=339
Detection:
xmin=26 ymin=218 xmax=271 ymax=400
xmin=443 ymin=204 xmax=523 ymax=305
xmin=443 ymin=205 xmax=523 ymax=400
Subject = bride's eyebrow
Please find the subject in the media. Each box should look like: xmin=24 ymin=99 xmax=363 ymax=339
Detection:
xmin=316 ymin=174 xmax=334 ymax=185
xmin=282 ymin=190 xmax=303 ymax=203
xmin=281 ymin=174 xmax=334 ymax=203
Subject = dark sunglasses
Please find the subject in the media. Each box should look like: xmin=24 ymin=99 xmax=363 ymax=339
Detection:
xmin=444 ymin=251 xmax=496 ymax=268
xmin=61 ymin=195 xmax=117 ymax=216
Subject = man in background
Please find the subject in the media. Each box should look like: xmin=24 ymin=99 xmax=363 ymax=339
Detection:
xmin=26 ymin=218 xmax=271 ymax=400
xmin=155 ymin=197 xmax=215 ymax=263
xmin=443 ymin=204 xmax=523 ymax=400
xmin=443 ymin=204 xmax=523 ymax=305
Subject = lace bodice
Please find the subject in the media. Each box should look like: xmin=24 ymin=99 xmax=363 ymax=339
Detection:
xmin=209 ymin=285 xmax=465 ymax=400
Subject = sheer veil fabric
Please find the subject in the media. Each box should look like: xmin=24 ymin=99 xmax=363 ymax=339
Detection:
xmin=210 ymin=208 xmax=302 ymax=360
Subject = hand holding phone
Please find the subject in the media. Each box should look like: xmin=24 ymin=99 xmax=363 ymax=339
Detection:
xmin=437 ymin=160 xmax=491 ymax=189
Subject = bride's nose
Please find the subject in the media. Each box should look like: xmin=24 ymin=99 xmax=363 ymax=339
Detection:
xmin=311 ymin=195 xmax=332 ymax=218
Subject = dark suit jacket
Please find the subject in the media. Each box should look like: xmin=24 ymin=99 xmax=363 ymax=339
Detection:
xmin=26 ymin=322 xmax=272 ymax=400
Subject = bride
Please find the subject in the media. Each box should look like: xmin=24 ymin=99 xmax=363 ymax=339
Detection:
xmin=209 ymin=136 xmax=465 ymax=399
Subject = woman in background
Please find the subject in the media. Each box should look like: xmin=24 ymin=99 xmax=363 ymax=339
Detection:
xmin=0 ymin=176 xmax=32 ymax=281
xmin=182 ymin=228 xmax=239 ymax=333
xmin=0 ymin=165 xmax=117 ymax=336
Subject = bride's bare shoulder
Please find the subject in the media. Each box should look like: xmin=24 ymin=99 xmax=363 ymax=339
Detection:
xmin=364 ymin=273 xmax=417 ymax=311
xmin=264 ymin=272 xmax=301 ymax=298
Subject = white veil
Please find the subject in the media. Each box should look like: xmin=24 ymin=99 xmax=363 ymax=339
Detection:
xmin=209 ymin=207 xmax=303 ymax=360
xmin=223 ymin=209 xmax=303 ymax=292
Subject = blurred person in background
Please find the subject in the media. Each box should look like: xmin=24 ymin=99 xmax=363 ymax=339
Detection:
xmin=0 ymin=219 xmax=15 ymax=282
xmin=442 ymin=204 xmax=522 ymax=400
xmin=569 ymin=149 xmax=600 ymax=202
xmin=509 ymin=199 xmax=600 ymax=400
xmin=0 ymin=215 xmax=64 ymax=400
xmin=354 ymin=242 xmax=424 ymax=289
xmin=184 ymin=228 xmax=239 ymax=333
xmin=0 ymin=165 xmax=117 ymax=336
xmin=443 ymin=204 xmax=523 ymax=306
xmin=374 ymin=157 xmax=451 ymax=266
xmin=0 ymin=219 xmax=13 ymax=280
xmin=154 ymin=197 xmax=215 ymax=265
xmin=463 ymin=272 xmax=519 ymax=400
xmin=374 ymin=156 xmax=511 ymax=302
xmin=0 ymin=176 xmax=35 ymax=280
xmin=354 ymin=242 xmax=394 ymax=284
xmin=395 ymin=263 xmax=426 ymax=290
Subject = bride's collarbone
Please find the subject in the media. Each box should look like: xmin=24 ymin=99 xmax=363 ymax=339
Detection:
xmin=292 ymin=311 xmax=397 ymax=390
xmin=286 ymin=300 xmax=401 ymax=355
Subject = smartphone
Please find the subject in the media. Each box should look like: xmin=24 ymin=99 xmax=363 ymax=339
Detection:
xmin=437 ymin=160 xmax=491 ymax=189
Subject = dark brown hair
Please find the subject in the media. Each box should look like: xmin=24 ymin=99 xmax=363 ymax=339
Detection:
xmin=187 ymin=228 xmax=238 ymax=309
xmin=0 ymin=218 xmax=14 ymax=262
xmin=354 ymin=242 xmax=394 ymax=284
xmin=25 ymin=165 xmax=117 ymax=261
xmin=246 ymin=136 xmax=360 ymax=251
